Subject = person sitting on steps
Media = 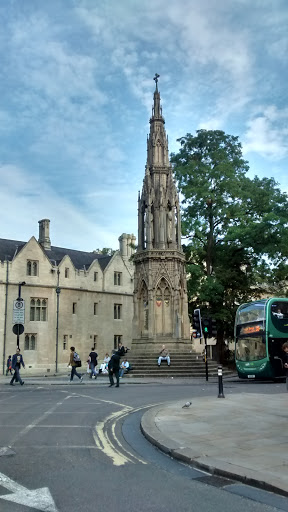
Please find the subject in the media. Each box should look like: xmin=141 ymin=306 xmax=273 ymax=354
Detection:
xmin=158 ymin=344 xmax=170 ymax=367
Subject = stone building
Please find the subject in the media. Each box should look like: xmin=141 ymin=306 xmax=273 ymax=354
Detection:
xmin=0 ymin=220 xmax=135 ymax=375
xmin=132 ymin=76 xmax=190 ymax=352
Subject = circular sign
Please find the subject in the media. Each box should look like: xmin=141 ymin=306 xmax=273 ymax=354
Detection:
xmin=14 ymin=301 xmax=24 ymax=309
xmin=12 ymin=323 xmax=24 ymax=335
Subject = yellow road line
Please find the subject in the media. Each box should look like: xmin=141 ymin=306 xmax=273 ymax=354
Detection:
xmin=94 ymin=402 xmax=164 ymax=466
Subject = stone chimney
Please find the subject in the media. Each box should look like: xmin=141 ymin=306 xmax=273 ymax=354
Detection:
xmin=119 ymin=233 xmax=136 ymax=258
xmin=118 ymin=233 xmax=128 ymax=257
xmin=38 ymin=219 xmax=51 ymax=250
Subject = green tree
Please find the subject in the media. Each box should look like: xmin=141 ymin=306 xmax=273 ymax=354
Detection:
xmin=171 ymin=129 xmax=288 ymax=361
xmin=94 ymin=248 xmax=116 ymax=256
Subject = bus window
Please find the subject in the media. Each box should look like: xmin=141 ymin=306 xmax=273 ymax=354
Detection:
xmin=236 ymin=336 xmax=267 ymax=361
xmin=270 ymin=302 xmax=288 ymax=334
xmin=237 ymin=303 xmax=265 ymax=325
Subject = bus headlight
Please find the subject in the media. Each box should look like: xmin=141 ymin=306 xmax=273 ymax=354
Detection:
xmin=259 ymin=363 xmax=266 ymax=371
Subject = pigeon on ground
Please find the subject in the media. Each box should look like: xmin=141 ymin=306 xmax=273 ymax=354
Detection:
xmin=182 ymin=401 xmax=192 ymax=408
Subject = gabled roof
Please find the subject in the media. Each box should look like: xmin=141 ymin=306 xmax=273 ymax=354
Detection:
xmin=0 ymin=239 xmax=26 ymax=261
xmin=0 ymin=238 xmax=113 ymax=271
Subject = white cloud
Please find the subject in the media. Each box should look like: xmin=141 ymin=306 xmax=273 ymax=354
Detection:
xmin=243 ymin=106 xmax=288 ymax=160
xmin=0 ymin=0 xmax=287 ymax=252
xmin=0 ymin=164 xmax=124 ymax=250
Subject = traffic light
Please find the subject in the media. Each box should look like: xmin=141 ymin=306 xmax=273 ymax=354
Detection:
xmin=208 ymin=317 xmax=217 ymax=338
xmin=193 ymin=309 xmax=202 ymax=338
xmin=202 ymin=317 xmax=209 ymax=338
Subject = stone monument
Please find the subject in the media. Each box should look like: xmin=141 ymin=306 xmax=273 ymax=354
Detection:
xmin=132 ymin=75 xmax=190 ymax=352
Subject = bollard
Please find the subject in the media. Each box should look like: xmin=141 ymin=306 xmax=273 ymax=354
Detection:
xmin=217 ymin=365 xmax=225 ymax=398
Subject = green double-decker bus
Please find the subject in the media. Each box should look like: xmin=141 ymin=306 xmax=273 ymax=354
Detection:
xmin=235 ymin=298 xmax=288 ymax=380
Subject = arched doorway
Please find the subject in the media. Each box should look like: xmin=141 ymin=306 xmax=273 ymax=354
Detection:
xmin=155 ymin=278 xmax=172 ymax=336
xmin=139 ymin=281 xmax=148 ymax=336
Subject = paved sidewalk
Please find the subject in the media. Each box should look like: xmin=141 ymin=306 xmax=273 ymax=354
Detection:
xmin=0 ymin=373 xmax=233 ymax=386
xmin=141 ymin=393 xmax=288 ymax=497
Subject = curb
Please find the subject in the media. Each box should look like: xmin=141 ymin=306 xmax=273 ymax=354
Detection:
xmin=140 ymin=405 xmax=288 ymax=498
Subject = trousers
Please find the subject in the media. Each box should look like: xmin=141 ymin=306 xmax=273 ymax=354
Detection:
xmin=109 ymin=369 xmax=119 ymax=386
xmin=10 ymin=366 xmax=23 ymax=385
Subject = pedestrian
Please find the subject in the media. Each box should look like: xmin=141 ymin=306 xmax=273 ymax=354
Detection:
xmin=108 ymin=350 xmax=120 ymax=387
xmin=157 ymin=344 xmax=170 ymax=367
xmin=117 ymin=341 xmax=126 ymax=357
xmin=68 ymin=346 xmax=83 ymax=383
xmin=10 ymin=348 xmax=25 ymax=386
xmin=282 ymin=341 xmax=288 ymax=391
xmin=88 ymin=347 xmax=98 ymax=379
xmin=6 ymin=355 xmax=12 ymax=376
xmin=99 ymin=353 xmax=110 ymax=374
xmin=119 ymin=359 xmax=130 ymax=378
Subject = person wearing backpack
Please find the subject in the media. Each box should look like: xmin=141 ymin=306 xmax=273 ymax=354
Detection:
xmin=68 ymin=346 xmax=83 ymax=383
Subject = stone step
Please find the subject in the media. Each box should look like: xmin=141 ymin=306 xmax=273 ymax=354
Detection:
xmin=130 ymin=362 xmax=218 ymax=370
xmin=129 ymin=358 xmax=218 ymax=363
xmin=125 ymin=350 xmax=233 ymax=378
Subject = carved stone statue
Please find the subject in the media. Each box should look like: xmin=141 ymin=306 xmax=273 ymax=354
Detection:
xmin=167 ymin=210 xmax=172 ymax=242
xmin=150 ymin=212 xmax=154 ymax=245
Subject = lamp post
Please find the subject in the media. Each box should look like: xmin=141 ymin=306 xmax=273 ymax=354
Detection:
xmin=55 ymin=271 xmax=61 ymax=373
xmin=17 ymin=281 xmax=26 ymax=301
xmin=16 ymin=281 xmax=26 ymax=349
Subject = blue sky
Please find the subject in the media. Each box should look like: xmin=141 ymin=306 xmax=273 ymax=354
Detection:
xmin=0 ymin=0 xmax=287 ymax=251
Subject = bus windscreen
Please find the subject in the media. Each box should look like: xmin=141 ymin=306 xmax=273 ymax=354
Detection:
xmin=236 ymin=302 xmax=265 ymax=325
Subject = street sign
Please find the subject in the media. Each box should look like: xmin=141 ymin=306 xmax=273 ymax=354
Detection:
xmin=12 ymin=323 xmax=24 ymax=336
xmin=13 ymin=300 xmax=25 ymax=324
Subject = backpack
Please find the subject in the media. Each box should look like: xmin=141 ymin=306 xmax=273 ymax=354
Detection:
xmin=73 ymin=352 xmax=82 ymax=367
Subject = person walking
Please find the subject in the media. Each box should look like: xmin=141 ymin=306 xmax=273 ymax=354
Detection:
xmin=88 ymin=347 xmax=98 ymax=379
xmin=10 ymin=348 xmax=25 ymax=386
xmin=6 ymin=355 xmax=12 ymax=376
xmin=108 ymin=351 xmax=120 ymax=387
xmin=68 ymin=346 xmax=83 ymax=383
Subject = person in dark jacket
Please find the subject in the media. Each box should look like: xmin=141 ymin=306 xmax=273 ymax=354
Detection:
xmin=10 ymin=348 xmax=25 ymax=386
xmin=88 ymin=347 xmax=98 ymax=379
xmin=6 ymin=355 xmax=12 ymax=376
xmin=108 ymin=351 xmax=120 ymax=387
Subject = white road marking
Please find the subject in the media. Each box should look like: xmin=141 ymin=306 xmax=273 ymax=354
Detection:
xmin=0 ymin=471 xmax=58 ymax=512
xmin=29 ymin=425 xmax=92 ymax=428
xmin=71 ymin=391 xmax=134 ymax=409
xmin=18 ymin=445 xmax=100 ymax=449
xmin=0 ymin=411 xmax=99 ymax=414
xmin=9 ymin=396 xmax=70 ymax=446
xmin=0 ymin=394 xmax=16 ymax=403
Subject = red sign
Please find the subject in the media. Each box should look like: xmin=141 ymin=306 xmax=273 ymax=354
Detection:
xmin=240 ymin=324 xmax=263 ymax=335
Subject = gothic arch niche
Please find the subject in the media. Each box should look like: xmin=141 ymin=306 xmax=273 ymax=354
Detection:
xmin=155 ymin=277 xmax=172 ymax=336
xmin=176 ymin=276 xmax=185 ymax=338
xmin=139 ymin=281 xmax=148 ymax=336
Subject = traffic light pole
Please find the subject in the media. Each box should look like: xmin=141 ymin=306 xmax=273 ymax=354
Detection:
xmin=204 ymin=331 xmax=208 ymax=381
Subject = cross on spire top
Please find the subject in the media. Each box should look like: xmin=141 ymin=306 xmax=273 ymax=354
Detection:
xmin=153 ymin=73 xmax=160 ymax=90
